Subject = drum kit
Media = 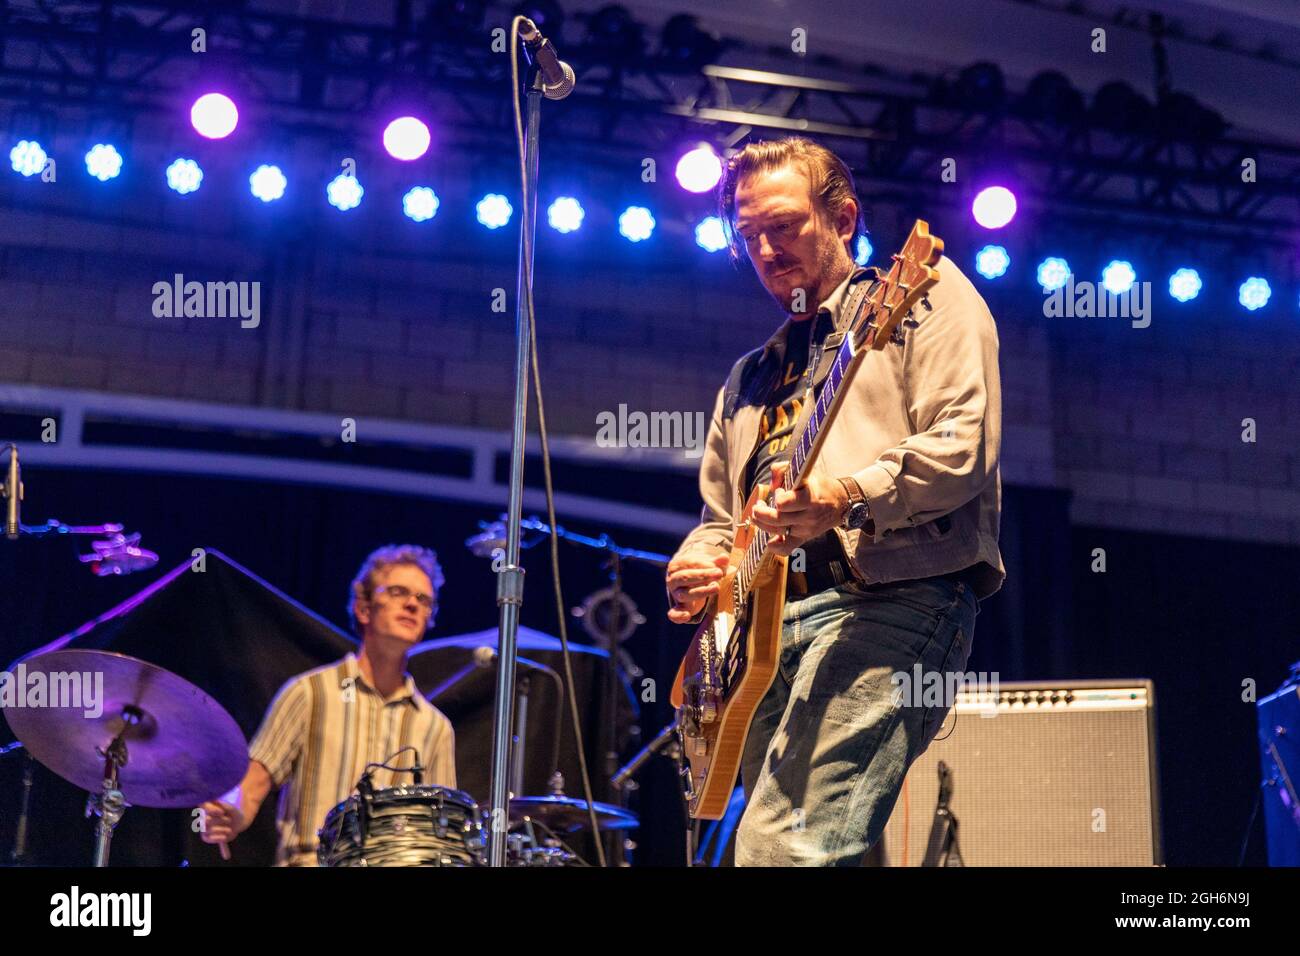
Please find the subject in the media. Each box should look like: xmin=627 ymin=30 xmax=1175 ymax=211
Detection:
xmin=0 ymin=492 xmax=670 ymax=867
xmin=1 ymin=647 xmax=641 ymax=868
xmin=315 ymin=782 xmax=638 ymax=868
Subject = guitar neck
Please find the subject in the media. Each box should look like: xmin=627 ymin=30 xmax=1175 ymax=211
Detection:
xmin=787 ymin=332 xmax=867 ymax=490
xmin=734 ymin=314 xmax=876 ymax=604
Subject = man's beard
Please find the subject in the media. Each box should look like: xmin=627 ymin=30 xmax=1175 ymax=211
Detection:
xmin=768 ymin=237 xmax=844 ymax=314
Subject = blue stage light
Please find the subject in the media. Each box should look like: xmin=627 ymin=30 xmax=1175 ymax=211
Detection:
xmin=855 ymin=235 xmax=873 ymax=265
xmin=84 ymin=144 xmax=123 ymax=181
xmin=476 ymin=193 xmax=513 ymax=229
xmin=165 ymin=158 xmax=203 ymax=194
xmin=249 ymin=164 xmax=287 ymax=202
xmin=975 ymin=244 xmax=1010 ymax=279
xmin=1168 ymin=268 xmax=1202 ymax=302
xmin=9 ymin=140 xmax=47 ymax=177
xmin=547 ymin=196 xmax=584 ymax=233
xmin=326 ymin=173 xmax=364 ymax=211
xmin=695 ymin=216 xmax=727 ymax=253
xmin=1239 ymin=277 xmax=1271 ymax=311
xmin=618 ymin=206 xmax=655 ymax=242
xmin=1036 ymin=257 xmax=1071 ymax=291
xmin=402 ymin=187 xmax=440 ymax=222
xmin=1101 ymin=260 xmax=1137 ymax=295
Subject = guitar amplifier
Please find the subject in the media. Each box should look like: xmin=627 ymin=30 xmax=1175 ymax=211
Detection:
xmin=880 ymin=679 xmax=1162 ymax=866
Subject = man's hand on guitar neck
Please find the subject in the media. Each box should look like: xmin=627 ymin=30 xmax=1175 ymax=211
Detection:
xmin=666 ymin=551 xmax=729 ymax=623
xmin=751 ymin=462 xmax=850 ymax=556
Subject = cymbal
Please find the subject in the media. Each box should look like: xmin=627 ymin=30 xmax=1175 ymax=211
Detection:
xmin=509 ymin=795 xmax=639 ymax=833
xmin=410 ymin=626 xmax=609 ymax=659
xmin=2 ymin=649 xmax=247 ymax=808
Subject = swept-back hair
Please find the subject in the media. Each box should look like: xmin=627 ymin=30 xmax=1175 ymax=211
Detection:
xmin=717 ymin=135 xmax=867 ymax=264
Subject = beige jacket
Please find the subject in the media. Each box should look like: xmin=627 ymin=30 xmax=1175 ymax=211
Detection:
xmin=672 ymin=254 xmax=1005 ymax=600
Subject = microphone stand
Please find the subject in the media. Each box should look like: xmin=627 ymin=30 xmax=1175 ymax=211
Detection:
xmin=921 ymin=761 xmax=963 ymax=866
xmin=487 ymin=57 xmax=544 ymax=869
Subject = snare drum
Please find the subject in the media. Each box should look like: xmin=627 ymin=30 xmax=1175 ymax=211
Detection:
xmin=317 ymin=784 xmax=485 ymax=867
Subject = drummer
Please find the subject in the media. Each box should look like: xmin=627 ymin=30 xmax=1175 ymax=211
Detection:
xmin=198 ymin=544 xmax=458 ymax=866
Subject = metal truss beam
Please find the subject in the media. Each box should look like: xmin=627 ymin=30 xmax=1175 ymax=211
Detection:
xmin=1 ymin=0 xmax=1296 ymax=242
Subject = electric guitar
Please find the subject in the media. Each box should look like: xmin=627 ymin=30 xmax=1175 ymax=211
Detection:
xmin=670 ymin=220 xmax=944 ymax=819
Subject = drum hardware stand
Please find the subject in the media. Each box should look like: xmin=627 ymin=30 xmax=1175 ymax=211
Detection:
xmin=13 ymin=752 xmax=33 ymax=865
xmin=511 ymin=672 xmax=532 ymax=796
xmin=482 ymin=512 xmax=664 ymax=865
xmin=574 ymin=547 xmax=662 ymax=866
xmin=85 ymin=706 xmax=141 ymax=867
xmin=1 ymin=743 xmax=33 ymax=865
xmin=921 ymin=761 xmax=963 ymax=867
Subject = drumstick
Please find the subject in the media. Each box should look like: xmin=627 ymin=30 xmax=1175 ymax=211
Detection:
xmin=219 ymin=840 xmax=231 ymax=861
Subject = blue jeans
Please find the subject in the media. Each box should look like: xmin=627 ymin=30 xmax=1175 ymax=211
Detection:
xmin=735 ymin=575 xmax=978 ymax=866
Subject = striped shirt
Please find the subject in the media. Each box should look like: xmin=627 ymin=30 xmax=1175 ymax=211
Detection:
xmin=248 ymin=653 xmax=457 ymax=866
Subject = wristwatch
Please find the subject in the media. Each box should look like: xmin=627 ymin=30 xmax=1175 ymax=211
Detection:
xmin=836 ymin=476 xmax=873 ymax=531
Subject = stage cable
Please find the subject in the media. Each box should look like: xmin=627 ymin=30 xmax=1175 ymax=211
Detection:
xmin=510 ymin=16 xmax=607 ymax=866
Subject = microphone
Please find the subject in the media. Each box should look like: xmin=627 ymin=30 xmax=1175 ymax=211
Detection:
xmin=80 ymin=533 xmax=159 ymax=576
xmin=4 ymin=444 xmax=20 ymax=540
xmin=472 ymin=645 xmax=560 ymax=680
xmin=518 ymin=17 xmax=576 ymax=101
xmin=465 ymin=521 xmax=507 ymax=559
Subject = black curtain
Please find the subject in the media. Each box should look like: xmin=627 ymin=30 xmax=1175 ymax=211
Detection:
xmin=1 ymin=464 xmax=1291 ymax=865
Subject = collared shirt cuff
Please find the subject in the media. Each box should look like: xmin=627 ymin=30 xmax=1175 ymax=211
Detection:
xmin=852 ymin=461 xmax=908 ymax=532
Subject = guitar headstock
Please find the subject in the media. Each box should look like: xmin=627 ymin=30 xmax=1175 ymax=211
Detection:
xmin=851 ymin=220 xmax=944 ymax=352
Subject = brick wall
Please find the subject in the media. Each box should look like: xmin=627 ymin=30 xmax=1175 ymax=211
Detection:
xmin=2 ymin=143 xmax=1297 ymax=547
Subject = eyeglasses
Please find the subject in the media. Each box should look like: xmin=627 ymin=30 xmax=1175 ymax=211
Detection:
xmin=372 ymin=584 xmax=435 ymax=609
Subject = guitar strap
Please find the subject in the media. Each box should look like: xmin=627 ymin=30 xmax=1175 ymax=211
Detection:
xmin=720 ymin=266 xmax=881 ymax=423
xmin=776 ymin=268 xmax=880 ymax=470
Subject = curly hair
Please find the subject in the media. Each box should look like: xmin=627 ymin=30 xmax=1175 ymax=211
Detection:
xmin=716 ymin=135 xmax=867 ymax=265
xmin=348 ymin=544 xmax=445 ymax=633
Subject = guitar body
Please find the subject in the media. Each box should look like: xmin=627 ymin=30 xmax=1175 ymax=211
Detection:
xmin=670 ymin=485 xmax=788 ymax=820
xmin=670 ymin=219 xmax=945 ymax=822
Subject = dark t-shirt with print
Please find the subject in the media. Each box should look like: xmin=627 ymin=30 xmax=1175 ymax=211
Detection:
xmin=743 ymin=309 xmax=833 ymax=496
xmin=741 ymin=309 xmax=842 ymax=567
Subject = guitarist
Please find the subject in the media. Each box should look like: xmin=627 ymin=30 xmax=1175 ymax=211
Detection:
xmin=666 ymin=136 xmax=1003 ymax=866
